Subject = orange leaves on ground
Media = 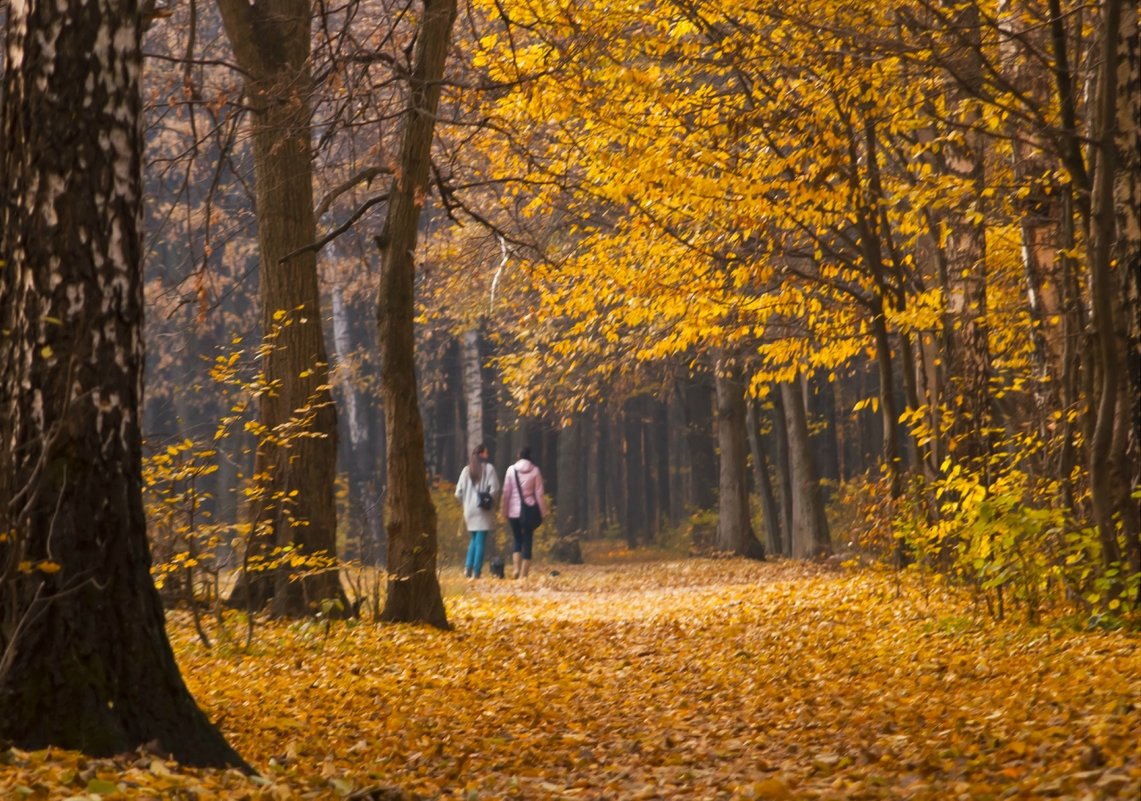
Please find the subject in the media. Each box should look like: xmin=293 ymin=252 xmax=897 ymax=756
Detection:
xmin=2 ymin=560 xmax=1138 ymax=799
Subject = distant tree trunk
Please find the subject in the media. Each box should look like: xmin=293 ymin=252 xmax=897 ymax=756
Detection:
xmin=897 ymin=332 xmax=926 ymax=476
xmin=0 ymin=0 xmax=245 ymax=766
xmin=771 ymin=385 xmax=795 ymax=546
xmin=365 ymin=353 xmax=388 ymax=565
xmin=586 ymin=409 xmax=603 ymax=537
xmin=557 ymin=418 xmax=582 ymax=536
xmin=331 ymin=277 xmax=375 ymax=561
xmin=870 ymin=303 xmax=903 ymax=499
xmin=684 ymin=372 xmax=717 ymax=511
xmin=461 ymin=329 xmax=484 ymax=451
xmin=855 ymin=116 xmax=904 ymax=500
xmin=666 ymin=382 xmax=688 ymax=525
xmin=216 ymin=0 xmax=344 ymax=617
xmin=781 ymin=378 xmax=832 ymax=558
xmin=623 ymin=397 xmax=646 ymax=547
xmin=647 ymin=397 xmax=670 ymax=540
xmin=375 ymin=0 xmax=457 ymax=629
xmin=747 ymin=398 xmax=782 ymax=556
xmin=436 ymin=336 xmax=465 ymax=481
xmin=809 ymin=375 xmax=842 ymax=485
xmin=714 ymin=364 xmax=765 ymax=559
xmin=1057 ymin=190 xmax=1083 ymax=513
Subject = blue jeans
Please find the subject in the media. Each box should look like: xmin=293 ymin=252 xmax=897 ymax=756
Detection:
xmin=465 ymin=531 xmax=488 ymax=577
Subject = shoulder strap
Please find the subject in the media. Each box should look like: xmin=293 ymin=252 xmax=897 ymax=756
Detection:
xmin=514 ymin=467 xmax=533 ymax=504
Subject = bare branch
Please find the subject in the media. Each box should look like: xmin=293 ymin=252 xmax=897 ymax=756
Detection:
xmin=280 ymin=192 xmax=390 ymax=264
xmin=315 ymin=165 xmax=394 ymax=220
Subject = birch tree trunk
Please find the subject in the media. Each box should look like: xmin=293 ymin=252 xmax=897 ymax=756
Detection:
xmin=331 ymin=277 xmax=379 ymax=561
xmin=460 ymin=328 xmax=484 ymax=451
xmin=0 ymin=0 xmax=244 ymax=766
xmin=941 ymin=0 xmax=993 ymax=471
xmin=376 ymin=0 xmax=457 ymax=628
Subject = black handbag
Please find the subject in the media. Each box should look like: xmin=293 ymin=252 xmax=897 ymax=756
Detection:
xmin=514 ymin=469 xmax=543 ymax=528
xmin=476 ymin=466 xmax=494 ymax=510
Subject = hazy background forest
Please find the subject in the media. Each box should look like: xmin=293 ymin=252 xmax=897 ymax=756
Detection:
xmin=136 ymin=0 xmax=1139 ymax=624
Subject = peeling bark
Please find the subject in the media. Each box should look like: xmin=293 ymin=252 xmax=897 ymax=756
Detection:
xmin=0 ymin=0 xmax=244 ymax=767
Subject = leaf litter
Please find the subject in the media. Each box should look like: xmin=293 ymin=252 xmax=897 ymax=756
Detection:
xmin=2 ymin=559 xmax=1137 ymax=799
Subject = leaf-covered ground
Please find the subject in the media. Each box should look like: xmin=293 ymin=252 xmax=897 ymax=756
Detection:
xmin=3 ymin=558 xmax=1139 ymax=799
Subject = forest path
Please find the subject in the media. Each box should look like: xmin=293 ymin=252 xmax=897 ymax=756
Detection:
xmin=3 ymin=559 xmax=1137 ymax=799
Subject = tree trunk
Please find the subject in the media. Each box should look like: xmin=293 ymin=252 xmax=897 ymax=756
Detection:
xmin=461 ymin=328 xmax=484 ymax=451
xmin=808 ymin=374 xmax=842 ymax=485
xmin=714 ymin=364 xmax=764 ymax=559
xmin=647 ymin=397 xmax=670 ymax=540
xmin=1111 ymin=0 xmax=1140 ymax=573
xmin=666 ymin=381 xmax=688 ymax=525
xmin=606 ymin=409 xmax=624 ymax=537
xmin=0 ymin=0 xmax=244 ymax=766
xmin=684 ymin=371 xmax=717 ymax=511
xmin=932 ymin=0 xmax=993 ymax=476
xmin=781 ymin=378 xmax=832 ymax=558
xmin=897 ymin=331 xmax=927 ymax=477
xmin=622 ymin=397 xmax=646 ymax=547
xmin=1086 ymin=0 xmax=1128 ymax=573
xmin=586 ymin=408 xmax=603 ymax=537
xmin=771 ymin=384 xmax=795 ymax=547
xmin=375 ymin=0 xmax=457 ymax=628
xmin=557 ymin=418 xmax=581 ymax=536
xmin=216 ymin=0 xmax=344 ymax=617
xmin=747 ymin=398 xmax=782 ymax=556
xmin=870 ymin=303 xmax=903 ymax=500
xmin=331 ymin=277 xmax=373 ymax=561
xmin=1058 ymin=189 xmax=1083 ymax=513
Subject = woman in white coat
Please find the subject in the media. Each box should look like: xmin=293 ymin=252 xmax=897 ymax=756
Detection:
xmin=455 ymin=444 xmax=500 ymax=578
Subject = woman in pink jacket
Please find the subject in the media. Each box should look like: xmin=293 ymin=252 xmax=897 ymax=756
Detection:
xmin=500 ymin=446 xmax=547 ymax=579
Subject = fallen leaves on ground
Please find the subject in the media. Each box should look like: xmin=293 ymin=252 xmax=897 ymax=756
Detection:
xmin=2 ymin=559 xmax=1138 ymax=799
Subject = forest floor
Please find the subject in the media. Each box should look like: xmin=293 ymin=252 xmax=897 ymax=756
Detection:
xmin=2 ymin=552 xmax=1139 ymax=799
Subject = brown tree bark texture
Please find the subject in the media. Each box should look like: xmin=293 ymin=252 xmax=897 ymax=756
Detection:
xmin=376 ymin=0 xmax=458 ymax=629
xmin=0 ymin=0 xmax=244 ymax=767
xmin=715 ymin=364 xmax=764 ymax=560
xmin=215 ymin=0 xmax=344 ymax=616
xmin=781 ymin=379 xmax=832 ymax=559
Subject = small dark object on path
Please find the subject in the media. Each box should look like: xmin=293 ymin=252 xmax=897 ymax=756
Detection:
xmin=489 ymin=556 xmax=505 ymax=578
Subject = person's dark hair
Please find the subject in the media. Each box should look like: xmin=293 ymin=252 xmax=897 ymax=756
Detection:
xmin=518 ymin=445 xmax=532 ymax=461
xmin=469 ymin=444 xmax=486 ymax=482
